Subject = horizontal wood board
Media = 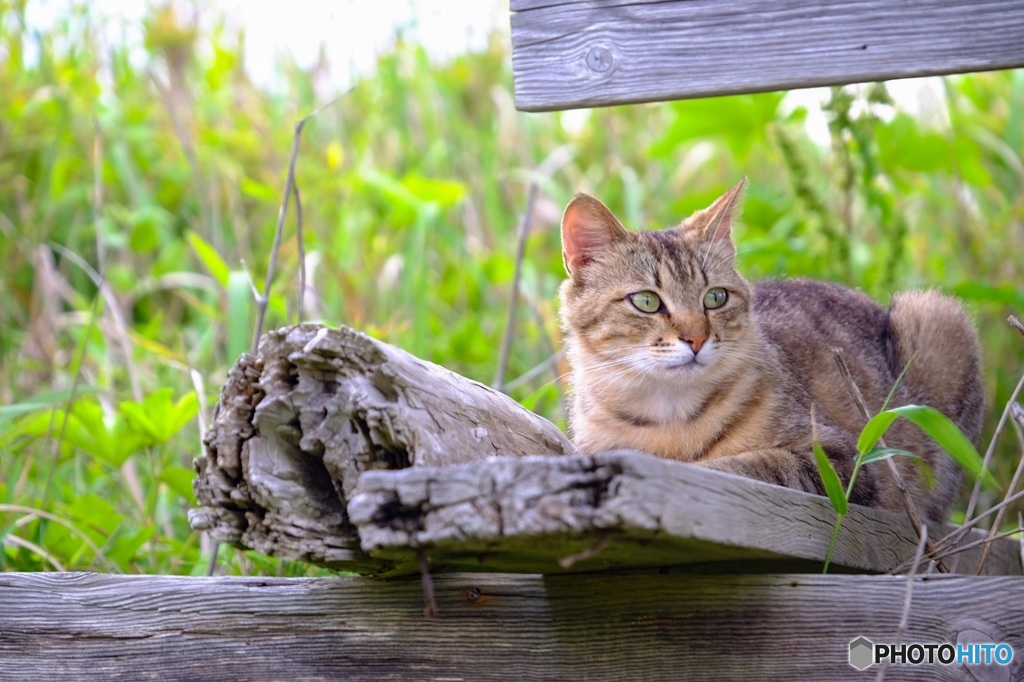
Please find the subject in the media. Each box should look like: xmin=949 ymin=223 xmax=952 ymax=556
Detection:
xmin=1 ymin=571 xmax=1021 ymax=681
xmin=510 ymin=0 xmax=1024 ymax=111
xmin=348 ymin=451 xmax=1023 ymax=577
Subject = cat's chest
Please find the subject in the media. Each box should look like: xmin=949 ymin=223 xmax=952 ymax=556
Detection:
xmin=577 ymin=374 xmax=772 ymax=460
xmin=616 ymin=382 xmax=712 ymax=425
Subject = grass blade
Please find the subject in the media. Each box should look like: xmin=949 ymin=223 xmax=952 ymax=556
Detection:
xmin=858 ymin=446 xmax=917 ymax=465
xmin=856 ymin=411 xmax=900 ymax=452
xmin=887 ymin=404 xmax=996 ymax=490
xmin=186 ymin=230 xmax=231 ymax=287
xmin=814 ymin=441 xmax=848 ymax=515
xmin=859 ymin=446 xmax=936 ymax=490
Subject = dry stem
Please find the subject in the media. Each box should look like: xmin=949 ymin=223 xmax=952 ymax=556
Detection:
xmin=251 ymin=92 xmax=351 ymax=353
xmin=1009 ymin=314 xmax=1024 ymax=338
xmin=955 ymin=315 xmax=1024 ymax=571
xmin=418 ymin=549 xmax=438 ymax=619
xmin=503 ymin=349 xmax=564 ymax=393
xmin=961 ymin=373 xmax=1024 ymax=530
xmin=558 ymin=533 xmax=614 ymax=570
xmin=975 ymin=401 xmax=1024 ymax=574
xmin=876 ymin=525 xmax=928 ymax=682
xmin=493 ymin=180 xmax=538 ymax=390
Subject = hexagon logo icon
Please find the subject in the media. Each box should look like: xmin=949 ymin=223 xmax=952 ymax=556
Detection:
xmin=849 ymin=637 xmax=874 ymax=670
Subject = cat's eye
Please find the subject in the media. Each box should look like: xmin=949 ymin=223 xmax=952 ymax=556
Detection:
xmin=703 ymin=287 xmax=728 ymax=310
xmin=628 ymin=291 xmax=662 ymax=313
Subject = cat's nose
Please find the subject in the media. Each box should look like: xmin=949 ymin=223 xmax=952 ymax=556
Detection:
xmin=681 ymin=332 xmax=707 ymax=354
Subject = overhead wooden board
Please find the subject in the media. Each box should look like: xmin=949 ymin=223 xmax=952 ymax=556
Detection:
xmin=510 ymin=0 xmax=1024 ymax=111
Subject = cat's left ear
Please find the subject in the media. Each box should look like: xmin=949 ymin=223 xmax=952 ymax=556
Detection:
xmin=699 ymin=177 xmax=746 ymax=245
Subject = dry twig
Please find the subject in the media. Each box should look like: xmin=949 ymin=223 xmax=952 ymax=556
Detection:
xmin=887 ymin=486 xmax=1024 ymax=573
xmin=208 ymin=93 xmax=349 ymax=577
xmin=294 ymin=183 xmax=305 ymax=324
xmin=418 ymin=549 xmax=438 ymax=619
xmin=493 ymin=145 xmax=573 ymax=392
xmin=1009 ymin=314 xmax=1024 ymax=338
xmin=929 ymin=527 xmax=1022 ymax=561
xmin=876 ymin=525 xmax=929 ymax=682
xmin=493 ymin=180 xmax=538 ymax=390
xmin=975 ymin=401 xmax=1024 ymax=574
xmin=251 ymin=92 xmax=351 ymax=353
xmin=252 ymin=120 xmax=302 ymax=353
xmin=961 ymin=374 xmax=1024 ymax=527
xmin=1019 ymin=512 xmax=1023 ymax=571
xmin=503 ymin=349 xmax=564 ymax=393
xmin=954 ymin=315 xmax=1024 ymax=571
xmin=559 ymin=533 xmax=614 ymax=570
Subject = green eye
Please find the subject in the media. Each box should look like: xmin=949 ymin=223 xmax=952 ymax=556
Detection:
xmin=703 ymin=287 xmax=728 ymax=309
xmin=628 ymin=291 xmax=662 ymax=313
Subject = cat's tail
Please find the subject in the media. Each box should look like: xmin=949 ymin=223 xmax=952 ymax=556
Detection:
xmin=887 ymin=290 xmax=985 ymax=444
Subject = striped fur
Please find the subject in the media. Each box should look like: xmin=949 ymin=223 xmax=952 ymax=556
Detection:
xmin=558 ymin=181 xmax=984 ymax=521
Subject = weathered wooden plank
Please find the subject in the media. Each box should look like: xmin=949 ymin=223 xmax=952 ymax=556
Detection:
xmin=190 ymin=324 xmax=572 ymax=573
xmin=1 ymin=571 xmax=1021 ymax=681
xmin=349 ymin=451 xmax=1023 ymax=577
xmin=510 ymin=0 xmax=1024 ymax=111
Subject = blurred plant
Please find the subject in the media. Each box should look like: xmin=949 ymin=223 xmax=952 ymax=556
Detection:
xmin=1 ymin=0 xmax=1021 ymax=574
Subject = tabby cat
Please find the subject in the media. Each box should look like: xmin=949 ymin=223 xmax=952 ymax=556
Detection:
xmin=558 ymin=180 xmax=984 ymax=521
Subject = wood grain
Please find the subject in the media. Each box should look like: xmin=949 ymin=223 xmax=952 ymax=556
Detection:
xmin=190 ymin=324 xmax=572 ymax=573
xmin=1 ymin=571 xmax=1021 ymax=681
xmin=350 ymin=450 xmax=1023 ymax=577
xmin=510 ymin=0 xmax=1024 ymax=111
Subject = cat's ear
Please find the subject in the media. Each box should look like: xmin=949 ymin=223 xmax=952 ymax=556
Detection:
xmin=699 ymin=177 xmax=746 ymax=244
xmin=561 ymin=193 xmax=628 ymax=276
xmin=679 ymin=178 xmax=746 ymax=250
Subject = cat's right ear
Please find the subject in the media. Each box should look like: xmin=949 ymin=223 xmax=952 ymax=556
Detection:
xmin=561 ymin=193 xmax=628 ymax=276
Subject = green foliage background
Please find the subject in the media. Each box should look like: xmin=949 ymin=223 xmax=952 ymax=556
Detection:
xmin=2 ymin=2 xmax=1022 ymax=575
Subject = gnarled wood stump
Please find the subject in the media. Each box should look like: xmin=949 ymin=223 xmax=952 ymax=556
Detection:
xmin=189 ymin=324 xmax=574 ymax=573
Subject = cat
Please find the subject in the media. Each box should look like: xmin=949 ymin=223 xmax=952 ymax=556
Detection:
xmin=558 ymin=179 xmax=984 ymax=522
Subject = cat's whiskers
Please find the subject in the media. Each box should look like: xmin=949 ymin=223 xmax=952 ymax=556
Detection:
xmin=547 ymin=345 xmax=657 ymax=385
xmin=537 ymin=361 xmax=641 ymax=395
xmin=557 ymin=352 xmax=652 ymax=387
xmin=574 ymin=352 xmax=667 ymax=391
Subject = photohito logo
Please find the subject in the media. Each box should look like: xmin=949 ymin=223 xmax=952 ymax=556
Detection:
xmin=849 ymin=637 xmax=1014 ymax=670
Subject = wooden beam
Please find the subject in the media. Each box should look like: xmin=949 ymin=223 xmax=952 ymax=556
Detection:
xmin=1 ymin=571 xmax=1021 ymax=680
xmin=349 ymin=451 xmax=1023 ymax=577
xmin=510 ymin=0 xmax=1024 ymax=111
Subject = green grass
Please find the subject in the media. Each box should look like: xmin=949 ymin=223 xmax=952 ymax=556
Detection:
xmin=1 ymin=3 xmax=1023 ymax=575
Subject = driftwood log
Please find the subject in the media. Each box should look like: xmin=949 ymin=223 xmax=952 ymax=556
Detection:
xmin=191 ymin=324 xmax=1021 ymax=578
xmin=189 ymin=324 xmax=574 ymax=573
